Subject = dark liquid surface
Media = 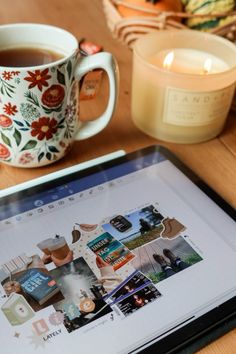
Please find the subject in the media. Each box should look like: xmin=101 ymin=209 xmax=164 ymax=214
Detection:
xmin=0 ymin=47 xmax=64 ymax=67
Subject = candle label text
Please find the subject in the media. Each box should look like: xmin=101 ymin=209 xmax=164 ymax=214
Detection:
xmin=163 ymin=85 xmax=235 ymax=126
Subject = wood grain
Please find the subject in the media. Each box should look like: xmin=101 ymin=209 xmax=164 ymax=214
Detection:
xmin=0 ymin=1 xmax=235 ymax=352
xmin=197 ymin=330 xmax=236 ymax=354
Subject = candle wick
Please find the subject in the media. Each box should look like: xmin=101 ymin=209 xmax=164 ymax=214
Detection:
xmin=202 ymin=58 xmax=212 ymax=75
xmin=163 ymin=51 xmax=174 ymax=70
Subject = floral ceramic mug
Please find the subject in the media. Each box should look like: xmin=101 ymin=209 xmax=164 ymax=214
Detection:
xmin=0 ymin=23 xmax=118 ymax=167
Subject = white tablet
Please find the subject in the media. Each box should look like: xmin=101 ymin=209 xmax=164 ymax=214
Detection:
xmin=0 ymin=145 xmax=235 ymax=354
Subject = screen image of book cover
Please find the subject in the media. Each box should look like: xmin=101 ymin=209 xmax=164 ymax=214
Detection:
xmin=0 ymin=254 xmax=64 ymax=327
xmin=87 ymin=232 xmax=135 ymax=270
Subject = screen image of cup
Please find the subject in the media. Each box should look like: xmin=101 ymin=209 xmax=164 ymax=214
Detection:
xmin=37 ymin=238 xmax=54 ymax=255
xmin=0 ymin=23 xmax=118 ymax=167
xmin=48 ymin=236 xmax=70 ymax=260
xmin=3 ymin=280 xmax=21 ymax=296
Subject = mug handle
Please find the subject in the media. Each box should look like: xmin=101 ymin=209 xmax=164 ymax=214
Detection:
xmin=74 ymin=52 xmax=119 ymax=140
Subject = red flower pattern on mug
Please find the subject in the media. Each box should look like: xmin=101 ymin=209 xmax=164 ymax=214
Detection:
xmin=31 ymin=117 xmax=57 ymax=140
xmin=18 ymin=152 xmax=34 ymax=165
xmin=3 ymin=103 xmax=18 ymax=116
xmin=0 ymin=114 xmax=13 ymax=127
xmin=42 ymin=84 xmax=65 ymax=107
xmin=0 ymin=143 xmax=10 ymax=159
xmin=65 ymin=99 xmax=77 ymax=120
xmin=2 ymin=71 xmax=13 ymax=80
xmin=24 ymin=68 xmax=51 ymax=91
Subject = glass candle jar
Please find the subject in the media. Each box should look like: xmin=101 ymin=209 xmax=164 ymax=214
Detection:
xmin=131 ymin=30 xmax=236 ymax=143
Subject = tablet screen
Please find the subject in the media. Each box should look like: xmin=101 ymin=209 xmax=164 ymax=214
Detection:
xmin=0 ymin=146 xmax=235 ymax=354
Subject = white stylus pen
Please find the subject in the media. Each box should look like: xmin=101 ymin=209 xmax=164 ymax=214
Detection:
xmin=0 ymin=150 xmax=126 ymax=197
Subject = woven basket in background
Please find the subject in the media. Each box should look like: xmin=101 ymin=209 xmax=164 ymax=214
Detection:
xmin=103 ymin=0 xmax=236 ymax=48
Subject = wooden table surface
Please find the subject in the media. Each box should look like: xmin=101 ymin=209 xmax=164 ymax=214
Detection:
xmin=0 ymin=1 xmax=235 ymax=352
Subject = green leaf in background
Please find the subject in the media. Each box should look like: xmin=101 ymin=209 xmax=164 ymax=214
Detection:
xmin=13 ymin=129 xmax=22 ymax=146
xmin=42 ymin=105 xmax=62 ymax=114
xmin=14 ymin=120 xmax=24 ymax=127
xmin=57 ymin=70 xmax=66 ymax=85
xmin=48 ymin=145 xmax=59 ymax=153
xmin=46 ymin=152 xmax=52 ymax=160
xmin=21 ymin=140 xmax=37 ymax=151
xmin=58 ymin=117 xmax=66 ymax=126
xmin=0 ymin=79 xmax=16 ymax=97
xmin=1 ymin=132 xmax=11 ymax=147
xmin=67 ymin=61 xmax=72 ymax=80
xmin=24 ymin=91 xmax=40 ymax=107
xmin=38 ymin=152 xmax=45 ymax=162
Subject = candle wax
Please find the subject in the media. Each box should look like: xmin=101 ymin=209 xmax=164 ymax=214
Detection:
xmin=148 ymin=49 xmax=229 ymax=75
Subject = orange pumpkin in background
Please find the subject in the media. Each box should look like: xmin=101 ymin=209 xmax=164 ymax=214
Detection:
xmin=117 ymin=0 xmax=183 ymax=18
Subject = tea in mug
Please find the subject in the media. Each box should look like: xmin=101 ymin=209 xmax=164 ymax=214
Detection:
xmin=0 ymin=46 xmax=64 ymax=67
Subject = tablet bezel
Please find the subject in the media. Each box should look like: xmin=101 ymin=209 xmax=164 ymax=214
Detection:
xmin=0 ymin=144 xmax=235 ymax=353
xmin=0 ymin=145 xmax=235 ymax=221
